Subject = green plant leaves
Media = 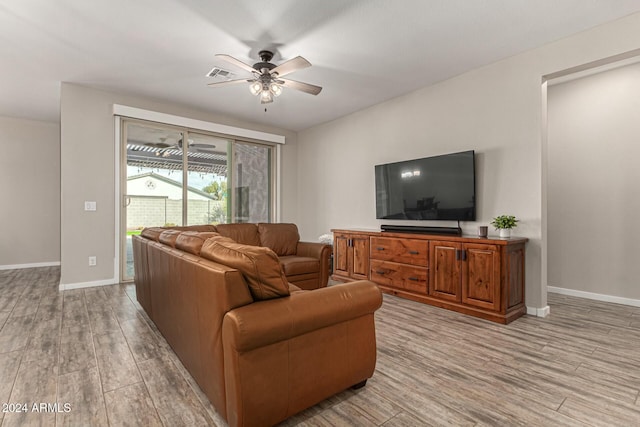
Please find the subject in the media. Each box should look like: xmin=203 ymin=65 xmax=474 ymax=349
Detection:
xmin=491 ymin=215 xmax=518 ymax=229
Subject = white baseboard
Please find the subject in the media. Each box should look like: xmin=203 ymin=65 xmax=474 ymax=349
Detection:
xmin=59 ymin=278 xmax=118 ymax=291
xmin=526 ymin=305 xmax=550 ymax=318
xmin=548 ymin=286 xmax=640 ymax=308
xmin=0 ymin=261 xmax=60 ymax=271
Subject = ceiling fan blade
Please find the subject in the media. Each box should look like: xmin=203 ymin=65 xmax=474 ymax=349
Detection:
xmin=215 ymin=54 xmax=257 ymax=74
xmin=271 ymin=56 xmax=311 ymax=77
xmin=189 ymin=143 xmax=218 ymax=151
xmin=207 ymin=78 xmax=252 ymax=88
xmin=144 ymin=142 xmax=172 ymax=149
xmin=279 ymin=78 xmax=322 ymax=95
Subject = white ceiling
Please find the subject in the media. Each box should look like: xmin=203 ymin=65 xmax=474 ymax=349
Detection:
xmin=1 ymin=0 xmax=639 ymax=131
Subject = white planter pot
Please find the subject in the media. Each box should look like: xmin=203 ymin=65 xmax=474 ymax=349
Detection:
xmin=499 ymin=228 xmax=511 ymax=238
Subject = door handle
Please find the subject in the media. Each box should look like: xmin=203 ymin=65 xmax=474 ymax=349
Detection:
xmin=455 ymin=249 xmax=467 ymax=261
xmin=124 ymin=195 xmax=131 ymax=207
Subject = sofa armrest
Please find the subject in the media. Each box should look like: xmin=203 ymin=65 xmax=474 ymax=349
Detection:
xmin=223 ymin=281 xmax=381 ymax=352
xmin=222 ymin=281 xmax=382 ymax=426
xmin=296 ymin=241 xmax=332 ymax=287
xmin=296 ymin=241 xmax=328 ymax=258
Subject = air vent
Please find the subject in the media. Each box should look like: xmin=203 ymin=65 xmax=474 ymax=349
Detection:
xmin=206 ymin=67 xmax=235 ymax=79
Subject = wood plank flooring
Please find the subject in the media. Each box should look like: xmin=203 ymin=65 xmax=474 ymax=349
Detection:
xmin=1 ymin=267 xmax=640 ymax=426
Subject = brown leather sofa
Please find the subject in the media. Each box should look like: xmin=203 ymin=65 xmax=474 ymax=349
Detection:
xmin=132 ymin=225 xmax=382 ymax=427
xmin=138 ymin=222 xmax=331 ymax=290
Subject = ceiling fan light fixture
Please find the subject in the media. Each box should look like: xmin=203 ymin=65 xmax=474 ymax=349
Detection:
xmin=260 ymin=89 xmax=274 ymax=104
xmin=269 ymin=83 xmax=282 ymax=97
xmin=249 ymin=81 xmax=262 ymax=96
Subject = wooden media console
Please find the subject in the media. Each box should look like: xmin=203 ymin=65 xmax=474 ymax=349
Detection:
xmin=331 ymin=228 xmax=527 ymax=324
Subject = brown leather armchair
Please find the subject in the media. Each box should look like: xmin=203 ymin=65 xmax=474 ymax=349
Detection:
xmin=216 ymin=222 xmax=331 ymax=290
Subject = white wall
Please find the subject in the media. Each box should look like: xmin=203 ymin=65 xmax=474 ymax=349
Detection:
xmin=548 ymin=61 xmax=640 ymax=300
xmin=295 ymin=12 xmax=640 ymax=310
xmin=60 ymin=83 xmax=297 ymax=287
xmin=0 ymin=116 xmax=60 ymax=268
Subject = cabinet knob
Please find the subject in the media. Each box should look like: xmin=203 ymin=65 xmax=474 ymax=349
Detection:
xmin=408 ymin=277 xmax=420 ymax=281
xmin=375 ymin=270 xmax=386 ymax=275
xmin=408 ymin=250 xmax=419 ymax=255
xmin=376 ymin=247 xmax=385 ymax=251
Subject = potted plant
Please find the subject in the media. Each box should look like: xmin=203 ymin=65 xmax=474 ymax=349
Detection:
xmin=491 ymin=215 xmax=518 ymax=238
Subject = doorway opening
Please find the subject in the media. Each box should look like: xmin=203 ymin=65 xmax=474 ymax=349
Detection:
xmin=542 ymin=49 xmax=640 ymax=308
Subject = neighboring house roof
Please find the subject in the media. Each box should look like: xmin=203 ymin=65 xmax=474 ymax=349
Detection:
xmin=127 ymin=172 xmax=215 ymax=200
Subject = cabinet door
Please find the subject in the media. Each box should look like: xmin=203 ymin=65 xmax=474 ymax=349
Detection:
xmin=462 ymin=243 xmax=500 ymax=311
xmin=351 ymin=235 xmax=370 ymax=280
xmin=333 ymin=233 xmax=350 ymax=277
xmin=429 ymin=241 xmax=461 ymax=302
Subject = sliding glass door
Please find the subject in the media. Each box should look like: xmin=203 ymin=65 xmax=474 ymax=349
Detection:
xmin=120 ymin=119 xmax=275 ymax=282
xmin=123 ymin=123 xmax=184 ymax=280
xmin=185 ymin=133 xmax=231 ymax=225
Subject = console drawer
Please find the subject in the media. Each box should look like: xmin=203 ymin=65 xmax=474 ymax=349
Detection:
xmin=370 ymin=237 xmax=428 ymax=266
xmin=370 ymin=260 xmax=428 ymax=294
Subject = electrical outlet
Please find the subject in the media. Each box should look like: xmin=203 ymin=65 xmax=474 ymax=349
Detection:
xmin=88 ymin=256 xmax=97 ymax=266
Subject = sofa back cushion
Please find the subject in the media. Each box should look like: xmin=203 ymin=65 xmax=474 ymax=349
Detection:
xmin=173 ymin=225 xmax=218 ymax=232
xmin=175 ymin=232 xmax=222 ymax=255
xmin=158 ymin=230 xmax=182 ymax=247
xmin=141 ymin=225 xmax=217 ymax=242
xmin=215 ymin=223 xmax=261 ymax=246
xmin=201 ymin=239 xmax=289 ymax=300
xmin=140 ymin=227 xmax=165 ymax=242
xmin=258 ymin=223 xmax=299 ymax=256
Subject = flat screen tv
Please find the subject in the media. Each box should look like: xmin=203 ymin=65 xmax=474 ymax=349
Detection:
xmin=375 ymin=150 xmax=476 ymax=221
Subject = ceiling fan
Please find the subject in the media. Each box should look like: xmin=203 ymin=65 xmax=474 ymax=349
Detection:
xmin=207 ymin=50 xmax=322 ymax=104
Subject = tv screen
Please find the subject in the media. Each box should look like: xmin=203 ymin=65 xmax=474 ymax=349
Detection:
xmin=375 ymin=150 xmax=476 ymax=221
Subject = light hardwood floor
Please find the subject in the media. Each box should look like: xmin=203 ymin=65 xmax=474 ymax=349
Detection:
xmin=1 ymin=267 xmax=640 ymax=426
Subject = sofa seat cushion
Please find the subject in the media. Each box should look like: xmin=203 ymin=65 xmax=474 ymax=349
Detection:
xmin=287 ymin=282 xmax=303 ymax=293
xmin=216 ymin=223 xmax=261 ymax=246
xmin=279 ymin=255 xmax=319 ymax=276
xmin=258 ymin=223 xmax=299 ymax=256
xmin=201 ymin=239 xmax=289 ymax=300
